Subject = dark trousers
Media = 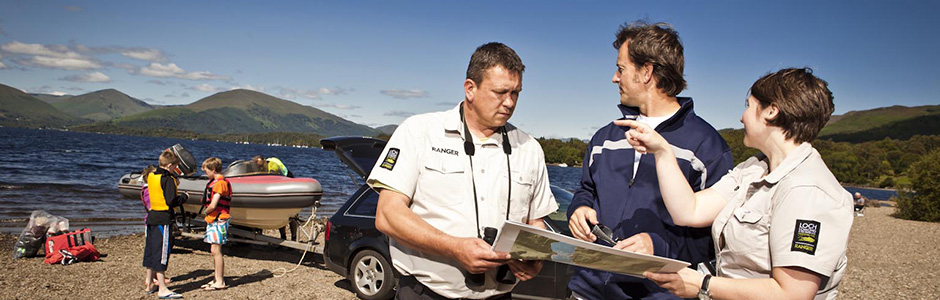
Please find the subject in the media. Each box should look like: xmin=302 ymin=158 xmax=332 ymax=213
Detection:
xmin=396 ymin=276 xmax=512 ymax=300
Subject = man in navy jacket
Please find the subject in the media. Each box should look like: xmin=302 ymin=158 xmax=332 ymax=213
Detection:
xmin=567 ymin=21 xmax=734 ymax=300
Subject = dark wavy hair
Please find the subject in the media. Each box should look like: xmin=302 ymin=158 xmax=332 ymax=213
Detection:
xmin=749 ymin=67 xmax=834 ymax=143
xmin=613 ymin=21 xmax=686 ymax=97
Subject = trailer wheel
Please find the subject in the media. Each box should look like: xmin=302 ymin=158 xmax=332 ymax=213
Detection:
xmin=349 ymin=249 xmax=394 ymax=300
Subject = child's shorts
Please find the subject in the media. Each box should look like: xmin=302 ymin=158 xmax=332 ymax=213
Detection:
xmin=204 ymin=219 xmax=230 ymax=245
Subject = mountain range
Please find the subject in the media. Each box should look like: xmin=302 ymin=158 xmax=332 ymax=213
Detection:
xmin=2 ymin=82 xmax=937 ymax=143
xmin=1 ymin=83 xmax=377 ymax=138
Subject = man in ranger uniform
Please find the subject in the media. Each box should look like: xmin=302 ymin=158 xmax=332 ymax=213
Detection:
xmin=369 ymin=42 xmax=558 ymax=299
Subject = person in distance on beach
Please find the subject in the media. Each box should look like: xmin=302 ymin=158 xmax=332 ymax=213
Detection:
xmin=144 ymin=149 xmax=189 ymax=299
xmin=622 ymin=68 xmax=853 ymax=299
xmin=369 ymin=42 xmax=558 ymax=299
xmin=566 ymin=20 xmax=733 ymax=300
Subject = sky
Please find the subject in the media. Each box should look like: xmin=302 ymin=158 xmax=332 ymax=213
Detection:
xmin=1 ymin=1 xmax=938 ymax=139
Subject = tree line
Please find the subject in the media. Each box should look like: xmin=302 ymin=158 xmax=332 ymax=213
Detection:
xmin=537 ymin=131 xmax=940 ymax=189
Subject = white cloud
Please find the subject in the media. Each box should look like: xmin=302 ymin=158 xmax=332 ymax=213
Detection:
xmin=120 ymin=49 xmax=167 ymax=62
xmin=140 ymin=62 xmax=229 ymax=81
xmin=147 ymin=80 xmax=168 ymax=85
xmin=318 ymin=87 xmax=349 ymax=95
xmin=380 ymin=89 xmax=429 ymax=99
xmin=59 ymin=71 xmax=111 ymax=83
xmin=66 ymin=86 xmax=84 ymax=91
xmin=188 ymin=83 xmax=224 ymax=93
xmin=109 ymin=62 xmax=139 ymax=72
xmin=29 ymin=85 xmax=68 ymax=96
xmin=64 ymin=5 xmax=82 ymax=12
xmin=318 ymin=103 xmax=361 ymax=110
xmin=1 ymin=41 xmax=85 ymax=59
xmin=31 ymin=56 xmax=101 ymax=70
xmin=383 ymin=111 xmax=416 ymax=117
xmin=230 ymin=84 xmax=264 ymax=92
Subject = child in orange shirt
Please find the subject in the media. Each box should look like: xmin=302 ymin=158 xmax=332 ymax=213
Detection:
xmin=200 ymin=157 xmax=231 ymax=291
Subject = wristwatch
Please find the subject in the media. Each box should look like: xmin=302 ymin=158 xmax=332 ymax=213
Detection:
xmin=697 ymin=274 xmax=712 ymax=300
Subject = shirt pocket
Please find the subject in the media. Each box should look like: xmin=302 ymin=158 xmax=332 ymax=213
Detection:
xmin=504 ymin=170 xmax=535 ymax=220
xmin=421 ymin=158 xmax=467 ymax=207
xmin=726 ymin=208 xmax=770 ymax=254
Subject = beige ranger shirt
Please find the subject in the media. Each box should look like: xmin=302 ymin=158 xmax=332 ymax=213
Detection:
xmin=367 ymin=104 xmax=558 ymax=299
xmin=709 ymin=143 xmax=853 ymax=300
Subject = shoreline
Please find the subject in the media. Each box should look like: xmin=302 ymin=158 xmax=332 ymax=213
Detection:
xmin=1 ymin=206 xmax=937 ymax=299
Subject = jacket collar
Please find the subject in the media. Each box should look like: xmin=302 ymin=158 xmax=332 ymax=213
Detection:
xmin=617 ymin=97 xmax=694 ymax=131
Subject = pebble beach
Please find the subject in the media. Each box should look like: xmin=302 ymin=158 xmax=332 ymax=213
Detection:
xmin=1 ymin=206 xmax=937 ymax=300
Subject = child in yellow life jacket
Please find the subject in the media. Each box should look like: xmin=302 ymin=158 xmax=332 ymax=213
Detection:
xmin=200 ymin=157 xmax=231 ymax=291
xmin=144 ymin=150 xmax=188 ymax=299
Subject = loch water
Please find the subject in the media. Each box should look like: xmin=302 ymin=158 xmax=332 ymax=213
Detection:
xmin=0 ymin=127 xmax=893 ymax=237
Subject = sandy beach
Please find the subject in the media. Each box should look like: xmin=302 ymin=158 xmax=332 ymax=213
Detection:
xmin=1 ymin=206 xmax=938 ymax=300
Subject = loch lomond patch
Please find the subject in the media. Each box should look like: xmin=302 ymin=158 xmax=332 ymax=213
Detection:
xmin=791 ymin=219 xmax=820 ymax=255
xmin=380 ymin=148 xmax=400 ymax=170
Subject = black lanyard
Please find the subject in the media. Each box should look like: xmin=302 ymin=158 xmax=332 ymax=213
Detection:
xmin=461 ymin=106 xmax=512 ymax=239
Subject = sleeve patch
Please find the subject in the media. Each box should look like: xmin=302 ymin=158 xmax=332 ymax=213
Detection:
xmin=380 ymin=148 xmax=400 ymax=170
xmin=791 ymin=219 xmax=820 ymax=255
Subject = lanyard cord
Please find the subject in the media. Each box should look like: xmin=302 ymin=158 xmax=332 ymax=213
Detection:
xmin=462 ymin=105 xmax=512 ymax=239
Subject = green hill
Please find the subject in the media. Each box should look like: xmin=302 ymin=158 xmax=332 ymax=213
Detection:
xmin=819 ymin=105 xmax=940 ymax=139
xmin=52 ymin=89 xmax=155 ymax=121
xmin=375 ymin=124 xmax=398 ymax=134
xmin=0 ymin=83 xmax=82 ymax=127
xmin=110 ymin=89 xmax=377 ymax=137
xmin=30 ymin=93 xmax=73 ymax=104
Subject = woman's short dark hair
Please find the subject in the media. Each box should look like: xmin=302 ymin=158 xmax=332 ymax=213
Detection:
xmin=750 ymin=68 xmax=834 ymax=143
xmin=466 ymin=42 xmax=525 ymax=85
xmin=613 ymin=21 xmax=686 ymax=97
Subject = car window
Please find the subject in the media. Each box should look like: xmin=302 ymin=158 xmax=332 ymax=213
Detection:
xmin=347 ymin=189 xmax=380 ymax=217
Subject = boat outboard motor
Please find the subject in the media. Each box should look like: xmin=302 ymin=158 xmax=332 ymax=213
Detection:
xmin=168 ymin=144 xmax=197 ymax=176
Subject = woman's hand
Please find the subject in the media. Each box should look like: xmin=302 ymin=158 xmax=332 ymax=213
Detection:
xmin=613 ymin=119 xmax=670 ymax=156
xmin=644 ymin=268 xmax=705 ymax=298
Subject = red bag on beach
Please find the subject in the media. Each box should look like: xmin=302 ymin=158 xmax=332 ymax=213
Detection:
xmin=44 ymin=228 xmax=100 ymax=265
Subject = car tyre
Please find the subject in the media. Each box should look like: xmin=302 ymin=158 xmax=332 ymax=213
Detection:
xmin=349 ymin=249 xmax=394 ymax=300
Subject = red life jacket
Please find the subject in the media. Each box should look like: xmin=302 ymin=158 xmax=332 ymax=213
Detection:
xmin=202 ymin=176 xmax=232 ymax=222
xmin=44 ymin=228 xmax=101 ymax=265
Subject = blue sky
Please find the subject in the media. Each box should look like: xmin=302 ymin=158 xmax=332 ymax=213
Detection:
xmin=1 ymin=1 xmax=938 ymax=139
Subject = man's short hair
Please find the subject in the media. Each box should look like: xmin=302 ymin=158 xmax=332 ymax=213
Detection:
xmin=749 ymin=67 xmax=834 ymax=144
xmin=252 ymin=155 xmax=265 ymax=164
xmin=613 ymin=20 xmax=686 ymax=97
xmin=466 ymin=42 xmax=525 ymax=85
xmin=203 ymin=157 xmax=223 ymax=173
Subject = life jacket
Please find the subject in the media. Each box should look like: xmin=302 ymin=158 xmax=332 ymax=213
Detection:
xmin=44 ymin=228 xmax=101 ymax=265
xmin=202 ymin=175 xmax=232 ymax=223
xmin=147 ymin=169 xmax=179 ymax=212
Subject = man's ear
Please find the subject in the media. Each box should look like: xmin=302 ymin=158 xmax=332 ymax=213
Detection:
xmin=464 ymin=78 xmax=476 ymax=102
xmin=640 ymin=63 xmax=654 ymax=84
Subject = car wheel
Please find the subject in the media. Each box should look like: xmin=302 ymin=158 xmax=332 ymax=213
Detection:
xmin=349 ymin=249 xmax=394 ymax=300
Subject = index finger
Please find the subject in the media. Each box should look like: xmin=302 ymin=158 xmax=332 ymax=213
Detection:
xmin=613 ymin=119 xmax=640 ymax=129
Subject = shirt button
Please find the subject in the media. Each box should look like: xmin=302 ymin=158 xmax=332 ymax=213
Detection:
xmin=481 ymin=197 xmax=485 ymax=201
xmin=481 ymin=169 xmax=485 ymax=174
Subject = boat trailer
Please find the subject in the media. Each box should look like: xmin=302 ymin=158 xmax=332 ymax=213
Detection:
xmin=176 ymin=209 xmax=324 ymax=254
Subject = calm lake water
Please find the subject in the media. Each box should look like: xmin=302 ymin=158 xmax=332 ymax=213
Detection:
xmin=0 ymin=127 xmax=892 ymax=237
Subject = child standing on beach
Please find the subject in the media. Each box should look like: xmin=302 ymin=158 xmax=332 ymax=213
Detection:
xmin=200 ymin=157 xmax=230 ymax=291
xmin=144 ymin=150 xmax=187 ymax=299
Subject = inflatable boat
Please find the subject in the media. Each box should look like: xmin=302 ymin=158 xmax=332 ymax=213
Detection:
xmin=118 ymin=152 xmax=322 ymax=229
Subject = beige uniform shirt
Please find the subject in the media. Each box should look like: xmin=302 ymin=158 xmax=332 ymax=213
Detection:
xmin=367 ymin=104 xmax=558 ymax=299
xmin=709 ymin=143 xmax=853 ymax=300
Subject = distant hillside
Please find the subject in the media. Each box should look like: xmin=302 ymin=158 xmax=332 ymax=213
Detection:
xmin=31 ymin=93 xmax=73 ymax=104
xmin=819 ymin=105 xmax=940 ymax=139
xmin=52 ymin=89 xmax=155 ymax=121
xmin=109 ymin=89 xmax=377 ymax=137
xmin=375 ymin=124 xmax=398 ymax=134
xmin=0 ymin=83 xmax=82 ymax=127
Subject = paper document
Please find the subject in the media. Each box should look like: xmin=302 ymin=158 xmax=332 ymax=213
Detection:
xmin=493 ymin=220 xmax=689 ymax=278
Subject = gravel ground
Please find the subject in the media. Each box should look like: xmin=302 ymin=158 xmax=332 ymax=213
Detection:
xmin=1 ymin=206 xmax=937 ymax=299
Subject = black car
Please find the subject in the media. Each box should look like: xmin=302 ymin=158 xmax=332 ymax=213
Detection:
xmin=321 ymin=137 xmax=574 ymax=300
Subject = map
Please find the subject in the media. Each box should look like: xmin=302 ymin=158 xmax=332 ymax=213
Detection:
xmin=492 ymin=220 xmax=689 ymax=277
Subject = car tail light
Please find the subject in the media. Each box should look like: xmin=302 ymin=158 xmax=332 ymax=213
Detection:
xmin=325 ymin=220 xmax=332 ymax=241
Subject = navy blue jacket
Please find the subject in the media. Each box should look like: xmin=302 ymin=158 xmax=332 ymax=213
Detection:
xmin=567 ymin=98 xmax=734 ymax=300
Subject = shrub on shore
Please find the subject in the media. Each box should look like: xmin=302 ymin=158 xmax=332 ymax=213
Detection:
xmin=895 ymin=148 xmax=940 ymax=222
